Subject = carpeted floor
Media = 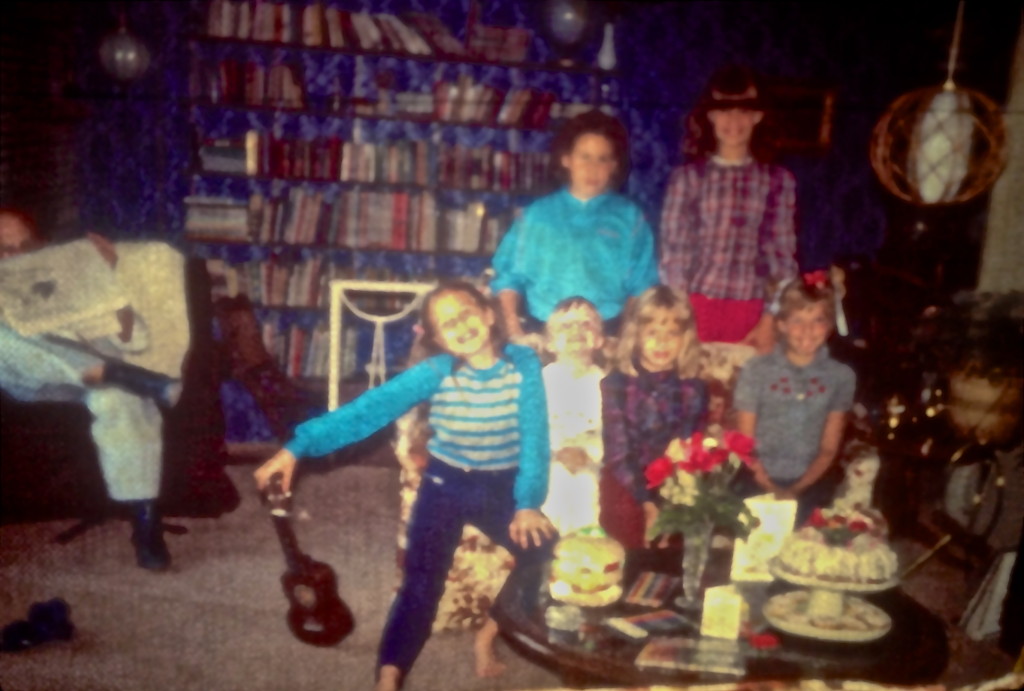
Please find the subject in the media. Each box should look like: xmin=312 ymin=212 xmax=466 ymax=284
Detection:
xmin=0 ymin=451 xmax=1017 ymax=691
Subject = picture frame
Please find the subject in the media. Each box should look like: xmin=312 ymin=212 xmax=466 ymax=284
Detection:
xmin=764 ymin=79 xmax=837 ymax=156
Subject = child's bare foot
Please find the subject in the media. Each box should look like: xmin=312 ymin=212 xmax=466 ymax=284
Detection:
xmin=374 ymin=664 xmax=402 ymax=691
xmin=473 ymin=618 xmax=507 ymax=678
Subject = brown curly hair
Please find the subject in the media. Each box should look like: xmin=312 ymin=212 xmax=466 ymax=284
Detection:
xmin=550 ymin=109 xmax=631 ymax=188
xmin=418 ymin=280 xmax=508 ymax=361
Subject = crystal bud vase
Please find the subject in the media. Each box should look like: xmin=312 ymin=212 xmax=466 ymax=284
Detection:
xmin=678 ymin=522 xmax=714 ymax=610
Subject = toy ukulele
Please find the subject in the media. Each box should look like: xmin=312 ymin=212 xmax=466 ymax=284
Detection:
xmin=265 ymin=475 xmax=354 ymax=646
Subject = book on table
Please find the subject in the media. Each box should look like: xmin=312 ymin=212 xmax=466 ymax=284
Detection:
xmin=635 ymin=636 xmax=744 ymax=676
xmin=605 ymin=609 xmax=695 ymax=640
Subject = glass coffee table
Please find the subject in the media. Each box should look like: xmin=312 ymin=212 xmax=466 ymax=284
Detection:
xmin=491 ymin=547 xmax=948 ymax=687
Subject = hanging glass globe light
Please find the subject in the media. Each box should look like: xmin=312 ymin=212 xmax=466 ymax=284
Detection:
xmin=99 ymin=14 xmax=151 ymax=82
xmin=540 ymin=0 xmax=591 ymax=66
xmin=869 ymin=2 xmax=1007 ymax=205
xmin=870 ymin=85 xmax=1006 ymax=205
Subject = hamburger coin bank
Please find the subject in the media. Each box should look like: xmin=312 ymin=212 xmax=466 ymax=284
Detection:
xmin=548 ymin=531 xmax=626 ymax=607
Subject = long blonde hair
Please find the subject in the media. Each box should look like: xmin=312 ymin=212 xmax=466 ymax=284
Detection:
xmin=615 ymin=285 xmax=701 ymax=378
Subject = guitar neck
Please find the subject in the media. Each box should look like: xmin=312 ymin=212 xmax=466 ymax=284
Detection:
xmin=271 ymin=513 xmax=306 ymax=572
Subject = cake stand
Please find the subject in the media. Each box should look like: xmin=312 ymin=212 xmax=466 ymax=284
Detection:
xmin=763 ymin=563 xmax=899 ymax=643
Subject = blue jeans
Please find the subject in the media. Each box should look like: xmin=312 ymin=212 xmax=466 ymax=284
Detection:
xmin=378 ymin=457 xmax=550 ymax=673
xmin=0 ymin=323 xmax=163 ymax=501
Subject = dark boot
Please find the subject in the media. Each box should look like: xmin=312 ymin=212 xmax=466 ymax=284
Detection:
xmin=131 ymin=500 xmax=171 ymax=571
xmin=101 ymin=360 xmax=182 ymax=409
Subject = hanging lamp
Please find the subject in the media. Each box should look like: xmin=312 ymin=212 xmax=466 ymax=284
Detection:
xmin=99 ymin=9 xmax=151 ymax=82
xmin=870 ymin=1 xmax=1007 ymax=205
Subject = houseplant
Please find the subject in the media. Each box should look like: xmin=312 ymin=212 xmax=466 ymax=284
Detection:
xmin=917 ymin=291 xmax=1023 ymax=445
xmin=644 ymin=430 xmax=758 ymax=608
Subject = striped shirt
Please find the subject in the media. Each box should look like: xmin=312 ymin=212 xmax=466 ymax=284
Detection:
xmin=659 ymin=159 xmax=797 ymax=302
xmin=284 ymin=343 xmax=549 ymax=510
xmin=428 ymin=360 xmax=523 ymax=470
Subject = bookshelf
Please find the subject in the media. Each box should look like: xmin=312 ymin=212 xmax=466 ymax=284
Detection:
xmin=186 ymin=0 xmax=619 ymax=402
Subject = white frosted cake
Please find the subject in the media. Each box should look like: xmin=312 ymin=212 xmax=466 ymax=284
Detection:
xmin=775 ymin=507 xmax=898 ymax=585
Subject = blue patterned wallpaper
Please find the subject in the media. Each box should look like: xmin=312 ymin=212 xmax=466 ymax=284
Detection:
xmin=74 ymin=1 xmax=1017 ymax=262
xmin=67 ymin=0 xmax=1018 ymax=440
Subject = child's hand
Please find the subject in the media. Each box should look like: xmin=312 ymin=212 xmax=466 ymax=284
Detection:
xmin=81 ymin=363 xmax=105 ymax=386
xmin=748 ymin=460 xmax=777 ymax=492
xmin=509 ymin=509 xmax=556 ymax=549
xmin=554 ymin=446 xmax=590 ymax=474
xmin=254 ymin=448 xmax=298 ymax=494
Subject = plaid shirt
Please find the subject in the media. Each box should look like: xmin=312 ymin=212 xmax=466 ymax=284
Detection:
xmin=601 ymin=367 xmax=707 ymax=503
xmin=659 ymin=159 xmax=797 ymax=301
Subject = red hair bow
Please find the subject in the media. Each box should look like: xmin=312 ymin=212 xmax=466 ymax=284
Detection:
xmin=802 ymin=270 xmax=829 ymax=289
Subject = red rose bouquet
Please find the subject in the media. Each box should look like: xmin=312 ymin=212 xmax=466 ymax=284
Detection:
xmin=644 ymin=430 xmax=759 ymax=541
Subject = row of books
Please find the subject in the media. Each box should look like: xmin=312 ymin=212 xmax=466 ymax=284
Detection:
xmin=241 ymin=315 xmax=408 ymax=383
xmin=207 ymin=256 xmax=444 ymax=306
xmin=184 ymin=196 xmax=253 ymax=240
xmin=188 ymin=188 xmax=513 ymax=255
xmin=437 ymin=145 xmax=552 ymax=193
xmin=192 ymin=59 xmax=304 ymax=109
xmin=195 ymin=132 xmax=553 ymax=193
xmin=207 ymin=0 xmax=419 ymax=54
xmin=192 ymin=61 xmax=584 ymax=132
xmin=433 ymin=78 xmax=557 ymax=130
xmin=208 ymin=264 xmax=418 ymax=380
xmin=251 ymin=189 xmax=439 ymax=249
xmin=196 ymin=134 xmax=432 ymax=184
xmin=206 ymin=1 xmax=492 ymax=61
xmin=207 ymin=256 xmax=327 ymax=308
xmin=260 ymin=320 xmax=337 ymax=380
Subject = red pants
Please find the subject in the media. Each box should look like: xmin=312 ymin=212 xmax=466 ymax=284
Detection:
xmin=690 ymin=294 xmax=763 ymax=344
xmin=599 ymin=471 xmax=646 ymax=550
